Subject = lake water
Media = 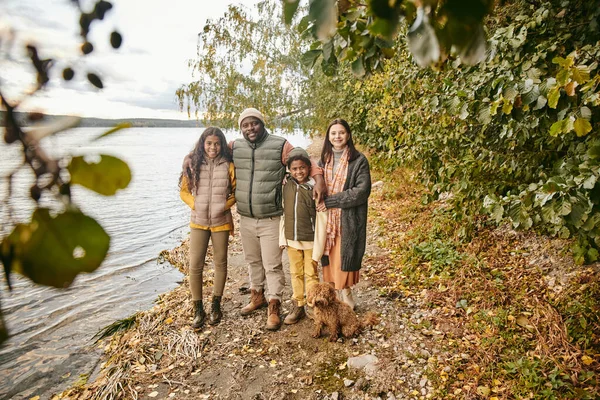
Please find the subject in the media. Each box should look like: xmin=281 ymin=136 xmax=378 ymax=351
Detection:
xmin=0 ymin=127 xmax=311 ymax=399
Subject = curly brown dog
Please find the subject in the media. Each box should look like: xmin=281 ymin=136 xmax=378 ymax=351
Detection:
xmin=306 ymin=282 xmax=378 ymax=342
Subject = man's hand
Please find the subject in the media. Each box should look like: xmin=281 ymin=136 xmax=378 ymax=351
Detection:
xmin=313 ymin=174 xmax=326 ymax=204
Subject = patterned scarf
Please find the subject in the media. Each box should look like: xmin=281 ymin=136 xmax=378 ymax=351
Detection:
xmin=324 ymin=147 xmax=349 ymax=255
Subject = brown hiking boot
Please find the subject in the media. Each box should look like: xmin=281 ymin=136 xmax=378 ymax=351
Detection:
xmin=240 ymin=289 xmax=267 ymax=316
xmin=284 ymin=303 xmax=305 ymax=325
xmin=266 ymin=299 xmax=281 ymax=331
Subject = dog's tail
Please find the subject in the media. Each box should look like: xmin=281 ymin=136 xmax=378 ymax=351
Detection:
xmin=360 ymin=312 xmax=379 ymax=329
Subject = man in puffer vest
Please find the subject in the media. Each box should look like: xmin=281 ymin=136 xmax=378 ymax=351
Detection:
xmin=234 ymin=108 xmax=326 ymax=330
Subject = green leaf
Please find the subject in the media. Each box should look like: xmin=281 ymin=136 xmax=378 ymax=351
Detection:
xmin=550 ymin=120 xmax=565 ymax=137
xmin=573 ymin=118 xmax=592 ymax=137
xmin=369 ymin=18 xmax=398 ymax=38
xmin=580 ymin=106 xmax=592 ymax=120
xmin=301 ymin=49 xmax=321 ymax=69
xmin=93 ymin=122 xmax=131 ymax=141
xmin=583 ymin=175 xmax=597 ymax=190
xmin=588 ymin=247 xmax=599 ymax=262
xmin=477 ymin=106 xmax=491 ymax=124
xmin=351 ymin=56 xmax=366 ymax=77
xmin=283 ymin=0 xmax=300 ymax=25
xmin=548 ymin=87 xmax=560 ymax=109
xmin=533 ymin=95 xmax=547 ymax=110
xmin=558 ymin=200 xmax=572 ymax=216
xmin=309 ymin=0 xmax=337 ymax=42
xmin=297 ymin=15 xmax=310 ymax=34
xmin=587 ymin=145 xmax=600 ymax=159
xmin=0 ymin=209 xmax=110 ymax=288
xmin=68 ymin=155 xmax=131 ymax=196
xmin=322 ymin=39 xmax=334 ymax=62
xmin=491 ymin=204 xmax=504 ymax=223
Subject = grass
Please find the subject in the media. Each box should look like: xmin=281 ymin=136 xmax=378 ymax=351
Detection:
xmin=92 ymin=313 xmax=139 ymax=343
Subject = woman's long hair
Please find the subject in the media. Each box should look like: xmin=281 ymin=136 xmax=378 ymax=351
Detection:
xmin=320 ymin=118 xmax=360 ymax=165
xmin=179 ymin=127 xmax=231 ymax=193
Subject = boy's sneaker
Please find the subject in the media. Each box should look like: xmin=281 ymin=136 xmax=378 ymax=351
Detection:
xmin=284 ymin=304 xmax=305 ymax=325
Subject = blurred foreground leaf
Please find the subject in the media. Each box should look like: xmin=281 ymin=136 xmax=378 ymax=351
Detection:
xmin=0 ymin=208 xmax=110 ymax=288
xmin=68 ymin=155 xmax=131 ymax=196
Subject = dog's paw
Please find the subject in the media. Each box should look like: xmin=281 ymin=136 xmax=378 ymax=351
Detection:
xmin=328 ymin=335 xmax=338 ymax=342
xmin=311 ymin=331 xmax=321 ymax=338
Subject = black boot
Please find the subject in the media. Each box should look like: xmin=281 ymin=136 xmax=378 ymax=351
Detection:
xmin=192 ymin=300 xmax=206 ymax=329
xmin=208 ymin=296 xmax=222 ymax=325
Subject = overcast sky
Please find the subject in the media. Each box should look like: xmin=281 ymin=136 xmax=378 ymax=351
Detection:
xmin=0 ymin=0 xmax=262 ymax=120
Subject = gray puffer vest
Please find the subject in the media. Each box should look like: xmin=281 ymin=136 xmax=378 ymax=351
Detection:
xmin=191 ymin=157 xmax=233 ymax=228
xmin=232 ymin=132 xmax=286 ymax=218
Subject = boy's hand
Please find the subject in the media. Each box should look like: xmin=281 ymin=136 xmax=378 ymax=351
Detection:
xmin=316 ymin=201 xmax=327 ymax=212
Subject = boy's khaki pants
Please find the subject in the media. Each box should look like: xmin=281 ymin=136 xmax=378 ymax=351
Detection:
xmin=239 ymin=215 xmax=285 ymax=302
xmin=287 ymin=247 xmax=319 ymax=306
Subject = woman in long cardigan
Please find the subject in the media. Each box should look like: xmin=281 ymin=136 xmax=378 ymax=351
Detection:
xmin=316 ymin=118 xmax=371 ymax=309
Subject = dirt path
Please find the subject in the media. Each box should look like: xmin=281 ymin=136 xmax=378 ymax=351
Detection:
xmin=64 ymin=207 xmax=444 ymax=400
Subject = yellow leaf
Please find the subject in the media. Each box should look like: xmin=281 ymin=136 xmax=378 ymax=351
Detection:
xmin=164 ymin=317 xmax=173 ymax=324
xmin=516 ymin=315 xmax=534 ymax=331
xmin=477 ymin=386 xmax=491 ymax=397
xmin=581 ymin=355 xmax=594 ymax=365
xmin=502 ymin=99 xmax=513 ymax=114
xmin=30 ymin=397 xmax=40 ymax=400
xmin=548 ymin=87 xmax=561 ymax=109
xmin=574 ymin=118 xmax=593 ymax=137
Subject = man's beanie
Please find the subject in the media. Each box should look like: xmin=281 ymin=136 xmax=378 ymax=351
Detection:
xmin=238 ymin=108 xmax=265 ymax=128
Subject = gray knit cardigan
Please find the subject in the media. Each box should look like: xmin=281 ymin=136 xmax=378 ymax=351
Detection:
xmin=320 ymin=152 xmax=371 ymax=272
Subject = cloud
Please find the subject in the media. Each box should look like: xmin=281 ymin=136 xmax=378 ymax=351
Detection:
xmin=1 ymin=0 xmax=263 ymax=119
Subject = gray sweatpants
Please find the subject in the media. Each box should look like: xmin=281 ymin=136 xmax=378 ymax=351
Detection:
xmin=239 ymin=215 xmax=285 ymax=302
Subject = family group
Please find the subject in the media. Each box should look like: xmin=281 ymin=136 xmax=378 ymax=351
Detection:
xmin=179 ymin=108 xmax=371 ymax=332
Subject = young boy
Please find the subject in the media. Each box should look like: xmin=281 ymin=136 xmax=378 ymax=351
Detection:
xmin=279 ymin=148 xmax=327 ymax=324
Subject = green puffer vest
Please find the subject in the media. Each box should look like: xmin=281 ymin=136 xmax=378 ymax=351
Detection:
xmin=232 ymin=132 xmax=286 ymax=218
xmin=283 ymin=178 xmax=316 ymax=241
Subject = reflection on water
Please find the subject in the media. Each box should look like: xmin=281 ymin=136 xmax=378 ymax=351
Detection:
xmin=0 ymin=127 xmax=310 ymax=399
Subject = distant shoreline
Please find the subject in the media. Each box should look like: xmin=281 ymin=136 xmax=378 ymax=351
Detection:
xmin=0 ymin=111 xmax=202 ymax=128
